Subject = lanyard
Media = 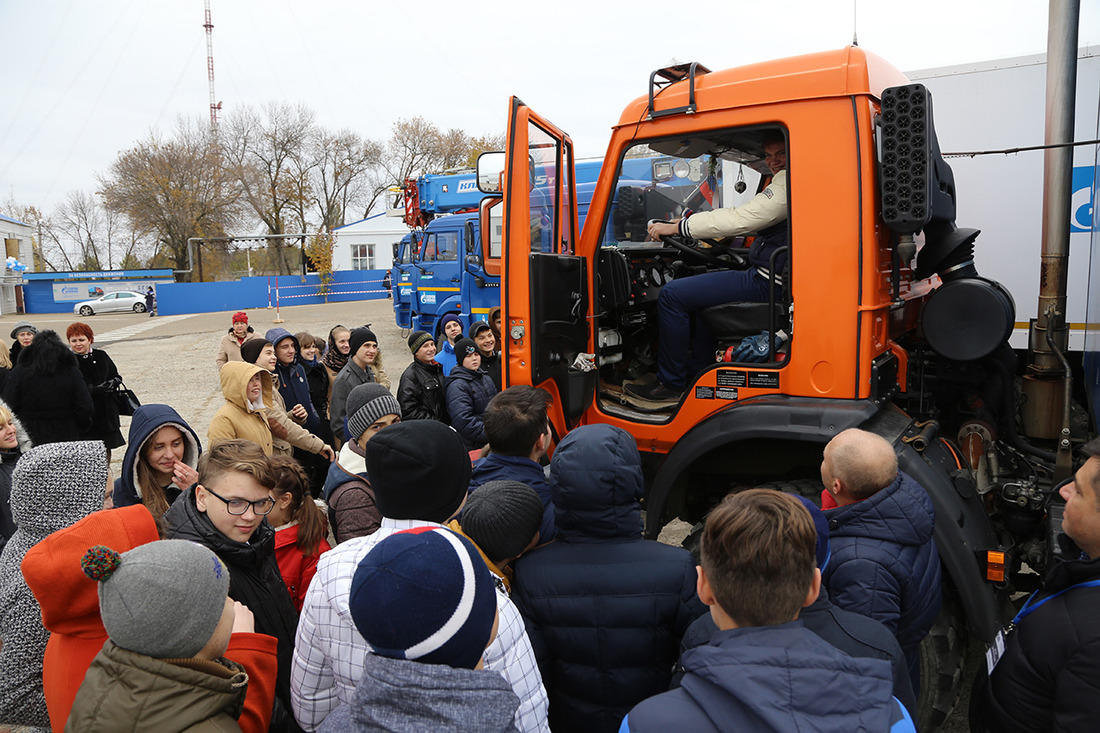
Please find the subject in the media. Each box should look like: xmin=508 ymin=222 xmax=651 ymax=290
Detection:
xmin=1012 ymin=578 xmax=1100 ymax=625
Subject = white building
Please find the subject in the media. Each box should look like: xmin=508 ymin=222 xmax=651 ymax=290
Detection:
xmin=332 ymin=213 xmax=409 ymax=272
xmin=0 ymin=213 xmax=34 ymax=315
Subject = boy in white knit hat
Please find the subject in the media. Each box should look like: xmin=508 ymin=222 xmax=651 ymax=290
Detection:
xmin=66 ymin=540 xmax=254 ymax=732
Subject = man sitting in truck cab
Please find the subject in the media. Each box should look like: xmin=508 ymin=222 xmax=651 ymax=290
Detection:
xmin=625 ymin=132 xmax=788 ymax=404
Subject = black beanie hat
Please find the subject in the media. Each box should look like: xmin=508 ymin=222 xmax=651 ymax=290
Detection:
xmin=364 ymin=421 xmax=470 ymax=523
xmin=241 ymin=338 xmax=272 ymax=365
xmin=454 ymin=338 xmax=478 ymax=366
xmin=408 ymin=330 xmax=433 ymax=355
xmin=349 ymin=326 xmax=378 ymax=358
xmin=461 ymin=480 xmax=545 ymax=562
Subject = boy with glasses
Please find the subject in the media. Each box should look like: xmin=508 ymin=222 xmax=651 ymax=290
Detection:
xmin=164 ymin=439 xmax=302 ymax=733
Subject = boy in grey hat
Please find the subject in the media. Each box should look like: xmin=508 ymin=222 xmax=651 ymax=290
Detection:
xmin=322 ymin=382 xmax=402 ymax=543
xmin=67 ymin=540 xmax=254 ymax=732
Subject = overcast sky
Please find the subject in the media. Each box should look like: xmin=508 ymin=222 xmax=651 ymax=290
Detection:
xmin=2 ymin=0 xmax=1098 ymax=217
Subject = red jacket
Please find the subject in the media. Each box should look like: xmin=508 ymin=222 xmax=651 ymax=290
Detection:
xmin=21 ymin=504 xmax=278 ymax=733
xmin=273 ymin=522 xmax=331 ymax=611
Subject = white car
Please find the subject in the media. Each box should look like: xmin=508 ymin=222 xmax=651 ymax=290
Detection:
xmin=73 ymin=291 xmax=148 ymax=316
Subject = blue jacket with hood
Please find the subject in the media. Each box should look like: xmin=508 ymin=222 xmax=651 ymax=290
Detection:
xmin=511 ymin=424 xmax=706 ymax=733
xmin=266 ymin=327 xmax=322 ymax=435
xmin=823 ymin=471 xmax=941 ymax=689
xmin=620 ymin=623 xmax=916 ymax=733
xmin=112 ymin=404 xmax=202 ymax=510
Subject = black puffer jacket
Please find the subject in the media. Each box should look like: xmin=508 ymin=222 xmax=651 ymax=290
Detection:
xmin=164 ymin=487 xmax=301 ymax=732
xmin=970 ymin=549 xmax=1100 ymax=733
xmin=397 ymin=359 xmax=447 ymax=423
xmin=511 ymin=424 xmax=706 ymax=733
xmin=74 ymin=348 xmax=125 ymax=449
xmin=445 ymin=366 xmax=498 ymax=448
xmin=3 ymin=346 xmax=93 ymax=445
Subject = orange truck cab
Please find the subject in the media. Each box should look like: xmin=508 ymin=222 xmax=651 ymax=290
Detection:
xmin=483 ymin=46 xmax=1074 ymax=727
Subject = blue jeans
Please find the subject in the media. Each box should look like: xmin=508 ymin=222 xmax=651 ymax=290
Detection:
xmin=655 ymin=268 xmax=770 ymax=389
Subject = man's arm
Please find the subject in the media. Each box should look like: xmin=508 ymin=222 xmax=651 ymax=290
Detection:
xmin=483 ymin=592 xmax=550 ymax=733
xmin=826 ymin=559 xmax=903 ymax=634
xmin=1052 ymin=638 xmax=1100 ymax=731
xmin=684 ymin=171 xmax=787 ymax=240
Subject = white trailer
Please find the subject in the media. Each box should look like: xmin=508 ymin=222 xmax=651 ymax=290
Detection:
xmin=907 ymin=47 xmax=1099 ymax=350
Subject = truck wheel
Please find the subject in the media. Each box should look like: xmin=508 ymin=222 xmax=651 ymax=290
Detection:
xmin=917 ymin=589 xmax=967 ymax=731
xmin=679 ymin=479 xmax=824 ymax=560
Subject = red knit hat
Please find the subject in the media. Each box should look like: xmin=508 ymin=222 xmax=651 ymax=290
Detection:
xmin=232 ymin=312 xmax=248 ymax=324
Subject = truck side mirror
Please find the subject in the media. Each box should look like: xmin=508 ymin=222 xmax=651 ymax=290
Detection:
xmin=477 ymin=152 xmax=506 ymax=194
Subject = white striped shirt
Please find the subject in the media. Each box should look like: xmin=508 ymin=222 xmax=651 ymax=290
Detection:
xmin=290 ymin=517 xmax=549 ymax=732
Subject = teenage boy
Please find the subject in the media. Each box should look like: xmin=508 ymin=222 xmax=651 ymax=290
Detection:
xmin=292 ymin=420 xmax=549 ymax=733
xmin=450 ymin=479 xmax=545 ymax=593
xmin=164 ymin=439 xmax=301 ymax=733
xmin=322 ymin=383 xmax=402 ymax=543
xmin=67 ymin=540 xmax=252 ymax=732
xmin=471 ymin=386 xmax=555 ymax=543
xmin=318 ymin=528 xmax=518 ymax=732
xmin=470 ymin=320 xmax=501 ymax=390
xmin=396 ymin=330 xmax=447 ymax=423
xmin=620 ymin=490 xmax=915 ymax=733
xmin=329 ymin=327 xmax=379 ymax=445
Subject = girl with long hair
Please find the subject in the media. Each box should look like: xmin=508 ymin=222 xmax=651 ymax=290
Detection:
xmin=265 ymin=455 xmax=331 ymax=611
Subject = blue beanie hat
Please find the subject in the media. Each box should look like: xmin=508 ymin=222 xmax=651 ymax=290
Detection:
xmin=439 ymin=313 xmax=463 ymax=336
xmin=793 ymin=495 xmax=831 ymax=571
xmin=350 ymin=527 xmax=497 ymax=669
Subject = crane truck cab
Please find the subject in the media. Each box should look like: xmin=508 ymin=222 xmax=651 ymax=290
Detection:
xmin=482 ymin=46 xmax=1077 ymax=729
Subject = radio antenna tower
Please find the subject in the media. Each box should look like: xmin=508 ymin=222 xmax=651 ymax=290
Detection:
xmin=204 ymin=0 xmax=222 ymax=132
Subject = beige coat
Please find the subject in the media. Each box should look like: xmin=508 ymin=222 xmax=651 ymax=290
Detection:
xmin=208 ymin=362 xmax=275 ymax=455
xmin=215 ymin=329 xmax=263 ymax=370
xmin=66 ymin=641 xmax=247 ymax=732
xmin=268 ymin=374 xmax=325 ymax=456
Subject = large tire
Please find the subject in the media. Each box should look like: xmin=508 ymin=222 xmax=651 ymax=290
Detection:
xmin=680 ymin=479 xmax=824 ymax=560
xmin=917 ymin=589 xmax=968 ymax=731
xmin=133 ymin=303 xmax=146 ymax=313
xmin=79 ymin=305 xmax=93 ymax=316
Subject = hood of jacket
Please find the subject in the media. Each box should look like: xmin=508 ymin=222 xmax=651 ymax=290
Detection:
xmin=323 ymin=441 xmax=368 ymax=500
xmin=265 ymin=327 xmax=300 ymax=357
xmin=825 ymin=471 xmax=934 ymax=548
xmin=678 ymin=623 xmax=896 ymax=731
xmin=163 ymin=486 xmax=276 ymax=573
xmin=219 ymin=360 xmax=274 ymax=413
xmin=67 ymin=641 xmax=247 ymax=732
xmin=9 ymin=441 xmax=107 ymax=536
xmin=119 ymin=404 xmax=202 ymax=502
xmin=322 ymin=653 xmax=518 ymax=733
xmin=447 ymin=365 xmax=485 ymax=383
xmin=550 ymin=424 xmax=643 ymax=540
xmin=226 ymin=325 xmax=255 ymax=335
xmin=22 ymin=504 xmax=158 ymax=638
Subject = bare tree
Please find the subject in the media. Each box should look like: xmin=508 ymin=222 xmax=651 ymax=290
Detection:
xmin=99 ymin=117 xmax=245 ymax=279
xmin=221 ymin=102 xmax=315 ymax=274
xmin=310 ymin=128 xmax=382 ymax=229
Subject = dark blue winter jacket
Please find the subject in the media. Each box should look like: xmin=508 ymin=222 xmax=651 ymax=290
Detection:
xmin=267 ymin=327 xmax=322 ymax=435
xmin=511 ymin=424 xmax=706 ymax=733
xmin=112 ymin=404 xmax=202 ymax=509
xmin=823 ymin=471 xmax=941 ymax=690
xmin=445 ymin=366 xmax=497 ymax=449
xmin=620 ymin=623 xmax=916 ymax=733
xmin=470 ymin=453 xmax=555 ymax=543
xmin=675 ymin=586 xmax=917 ymax=718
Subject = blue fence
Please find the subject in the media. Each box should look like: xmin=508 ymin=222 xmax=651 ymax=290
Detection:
xmin=155 ymin=270 xmax=389 ymax=316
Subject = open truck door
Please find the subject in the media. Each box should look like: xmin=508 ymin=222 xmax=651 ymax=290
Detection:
xmin=494 ymin=98 xmax=595 ymax=430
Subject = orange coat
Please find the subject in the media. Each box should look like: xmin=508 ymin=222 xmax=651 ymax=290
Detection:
xmin=21 ymin=504 xmax=278 ymax=733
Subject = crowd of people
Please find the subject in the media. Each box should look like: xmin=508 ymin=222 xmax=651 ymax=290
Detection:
xmin=0 ymin=308 xmax=1096 ymax=733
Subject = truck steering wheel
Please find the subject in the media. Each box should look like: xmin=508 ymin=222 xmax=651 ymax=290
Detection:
xmin=660 ymin=234 xmax=748 ymax=269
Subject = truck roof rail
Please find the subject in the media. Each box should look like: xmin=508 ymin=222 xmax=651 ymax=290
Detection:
xmin=648 ymin=62 xmax=711 ymax=119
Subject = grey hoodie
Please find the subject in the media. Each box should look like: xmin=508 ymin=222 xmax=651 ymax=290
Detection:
xmin=319 ymin=653 xmax=519 ymax=733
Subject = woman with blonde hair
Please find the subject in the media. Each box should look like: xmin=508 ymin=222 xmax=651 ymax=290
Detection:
xmin=0 ymin=401 xmax=32 ymax=553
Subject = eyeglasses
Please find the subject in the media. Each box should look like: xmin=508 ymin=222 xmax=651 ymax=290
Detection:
xmin=202 ymin=486 xmax=275 ymax=516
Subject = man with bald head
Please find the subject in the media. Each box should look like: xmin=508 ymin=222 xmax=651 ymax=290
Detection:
xmin=820 ymin=428 xmax=941 ymax=695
